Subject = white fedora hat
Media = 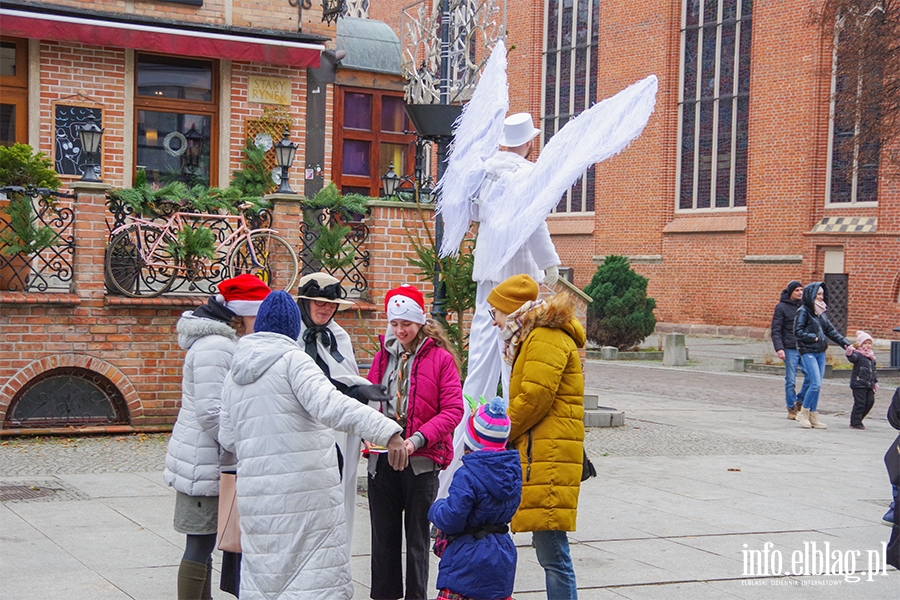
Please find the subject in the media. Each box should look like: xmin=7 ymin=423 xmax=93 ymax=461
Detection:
xmin=500 ymin=113 xmax=540 ymax=147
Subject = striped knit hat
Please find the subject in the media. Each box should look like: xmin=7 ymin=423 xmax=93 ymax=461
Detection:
xmin=464 ymin=396 xmax=511 ymax=452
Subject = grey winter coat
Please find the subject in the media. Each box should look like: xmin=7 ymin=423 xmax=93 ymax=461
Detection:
xmin=163 ymin=312 xmax=237 ymax=497
xmin=219 ymin=332 xmax=402 ymax=600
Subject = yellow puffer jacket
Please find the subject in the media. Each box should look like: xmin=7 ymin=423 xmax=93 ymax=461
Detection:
xmin=507 ymin=294 xmax=585 ymax=533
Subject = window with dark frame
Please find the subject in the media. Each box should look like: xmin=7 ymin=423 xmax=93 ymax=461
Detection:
xmin=542 ymin=0 xmax=600 ymax=213
xmin=677 ymin=0 xmax=753 ymax=211
xmin=334 ymin=87 xmax=414 ymax=197
xmin=827 ymin=26 xmax=879 ymax=205
xmin=0 ymin=37 xmax=28 ymax=147
xmin=134 ymin=53 xmax=217 ymax=187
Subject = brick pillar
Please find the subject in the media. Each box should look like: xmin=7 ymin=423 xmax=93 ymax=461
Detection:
xmin=265 ymin=192 xmax=304 ymax=293
xmin=70 ymin=181 xmax=111 ymax=302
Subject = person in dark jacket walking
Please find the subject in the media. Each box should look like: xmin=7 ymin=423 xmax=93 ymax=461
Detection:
xmin=771 ymin=280 xmax=810 ymax=419
xmin=884 ymin=387 xmax=900 ymax=569
xmin=793 ymin=282 xmax=851 ymax=429
xmin=845 ymin=330 xmax=879 ymax=429
xmin=429 ymin=396 xmax=521 ymax=600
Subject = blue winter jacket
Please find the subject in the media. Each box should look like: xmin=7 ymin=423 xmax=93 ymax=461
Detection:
xmin=428 ymin=449 xmax=522 ymax=599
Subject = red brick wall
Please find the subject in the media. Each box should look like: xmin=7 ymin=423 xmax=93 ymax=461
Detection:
xmin=39 ymin=42 xmax=127 ymax=186
xmin=54 ymin=0 xmax=332 ymax=35
xmin=0 ymin=199 xmax=446 ymax=432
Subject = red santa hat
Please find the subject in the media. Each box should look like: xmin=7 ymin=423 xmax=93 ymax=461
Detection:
xmin=216 ymin=274 xmax=272 ymax=316
xmin=384 ymin=284 xmax=427 ymax=325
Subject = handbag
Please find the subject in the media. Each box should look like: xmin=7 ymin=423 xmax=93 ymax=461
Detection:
xmin=217 ymin=472 xmax=242 ymax=553
xmin=581 ymin=448 xmax=597 ymax=482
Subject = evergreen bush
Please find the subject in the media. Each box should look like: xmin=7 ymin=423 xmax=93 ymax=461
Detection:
xmin=584 ymin=255 xmax=657 ymax=350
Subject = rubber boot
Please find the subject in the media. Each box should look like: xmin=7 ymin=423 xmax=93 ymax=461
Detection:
xmin=796 ymin=408 xmax=812 ymax=429
xmin=809 ymin=411 xmax=827 ymax=429
xmin=178 ymin=559 xmax=209 ymax=600
xmin=202 ymin=557 xmax=213 ymax=600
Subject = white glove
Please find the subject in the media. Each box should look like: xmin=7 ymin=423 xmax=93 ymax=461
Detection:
xmin=543 ymin=265 xmax=560 ymax=286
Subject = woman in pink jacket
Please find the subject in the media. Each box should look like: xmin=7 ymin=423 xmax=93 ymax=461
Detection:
xmin=365 ymin=284 xmax=464 ymax=600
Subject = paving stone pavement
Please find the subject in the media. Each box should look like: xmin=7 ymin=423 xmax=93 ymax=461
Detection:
xmin=1 ymin=335 xmax=898 ymax=599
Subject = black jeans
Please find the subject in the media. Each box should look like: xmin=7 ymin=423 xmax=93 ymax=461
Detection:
xmin=367 ymin=454 xmax=439 ymax=600
xmin=850 ymin=387 xmax=875 ymax=427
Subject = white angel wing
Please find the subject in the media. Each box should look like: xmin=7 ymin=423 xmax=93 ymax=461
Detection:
xmin=477 ymin=74 xmax=659 ymax=281
xmin=435 ymin=40 xmax=508 ymax=257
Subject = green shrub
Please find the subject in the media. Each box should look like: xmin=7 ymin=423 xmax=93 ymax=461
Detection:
xmin=584 ymin=255 xmax=657 ymax=350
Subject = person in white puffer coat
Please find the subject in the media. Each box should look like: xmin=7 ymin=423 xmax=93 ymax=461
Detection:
xmin=219 ymin=291 xmax=409 ymax=600
xmin=163 ymin=274 xmax=271 ymax=599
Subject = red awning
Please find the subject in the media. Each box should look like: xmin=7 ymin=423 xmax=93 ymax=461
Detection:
xmin=0 ymin=8 xmax=323 ymax=68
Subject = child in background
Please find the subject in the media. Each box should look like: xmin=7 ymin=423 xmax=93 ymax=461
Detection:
xmin=428 ymin=396 xmax=522 ymax=600
xmin=846 ymin=330 xmax=879 ymax=430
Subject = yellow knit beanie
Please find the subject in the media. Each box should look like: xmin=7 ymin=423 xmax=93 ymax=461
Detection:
xmin=487 ymin=274 xmax=539 ymax=314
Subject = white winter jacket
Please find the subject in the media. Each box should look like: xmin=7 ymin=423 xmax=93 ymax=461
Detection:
xmin=219 ymin=332 xmax=402 ymax=600
xmin=163 ymin=312 xmax=237 ymax=497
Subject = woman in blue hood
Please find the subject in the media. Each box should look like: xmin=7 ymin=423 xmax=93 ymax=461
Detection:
xmin=792 ymin=282 xmax=851 ymax=429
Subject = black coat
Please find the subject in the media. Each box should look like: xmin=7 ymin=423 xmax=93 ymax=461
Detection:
xmin=771 ymin=289 xmax=802 ymax=352
xmin=793 ymin=282 xmax=850 ymax=355
xmin=848 ymin=351 xmax=878 ymax=389
xmin=885 ymin=388 xmax=900 ymax=570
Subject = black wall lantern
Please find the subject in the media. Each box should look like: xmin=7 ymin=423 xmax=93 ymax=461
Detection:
xmin=183 ymin=124 xmax=204 ymax=170
xmin=274 ymin=130 xmax=298 ymax=194
xmin=77 ymin=114 xmax=104 ymax=182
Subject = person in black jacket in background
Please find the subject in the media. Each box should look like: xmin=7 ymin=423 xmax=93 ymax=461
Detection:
xmin=771 ymin=280 xmax=809 ymax=420
xmin=793 ymin=282 xmax=851 ymax=429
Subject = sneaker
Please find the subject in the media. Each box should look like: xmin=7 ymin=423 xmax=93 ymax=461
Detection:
xmin=850 ymin=423 xmax=866 ymax=430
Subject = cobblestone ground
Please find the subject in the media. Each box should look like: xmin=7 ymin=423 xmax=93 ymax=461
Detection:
xmin=0 ymin=433 xmax=168 ymax=477
xmin=0 ymin=354 xmax=894 ymax=475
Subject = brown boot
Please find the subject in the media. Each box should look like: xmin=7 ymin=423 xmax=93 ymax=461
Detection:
xmin=796 ymin=408 xmax=812 ymax=428
xmin=788 ymin=406 xmax=798 ymax=420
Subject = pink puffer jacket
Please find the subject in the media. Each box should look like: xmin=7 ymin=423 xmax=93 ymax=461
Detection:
xmin=367 ymin=336 xmax=463 ymax=468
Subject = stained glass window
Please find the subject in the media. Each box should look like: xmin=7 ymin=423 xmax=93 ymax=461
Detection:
xmin=678 ymin=0 xmax=753 ymax=210
xmin=543 ymin=0 xmax=600 ymax=213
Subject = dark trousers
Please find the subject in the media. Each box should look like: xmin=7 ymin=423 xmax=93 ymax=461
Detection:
xmin=850 ymin=387 xmax=875 ymax=427
xmin=367 ymin=454 xmax=439 ymax=600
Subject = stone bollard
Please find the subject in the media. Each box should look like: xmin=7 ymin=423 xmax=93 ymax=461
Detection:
xmin=733 ymin=357 xmax=754 ymax=372
xmin=599 ymin=346 xmax=618 ymax=360
xmin=662 ymin=333 xmax=687 ymax=366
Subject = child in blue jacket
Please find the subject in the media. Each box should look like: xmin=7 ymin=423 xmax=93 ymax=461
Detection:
xmin=429 ymin=396 xmax=522 ymax=600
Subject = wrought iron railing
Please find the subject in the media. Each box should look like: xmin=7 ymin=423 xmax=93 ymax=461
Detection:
xmin=105 ymin=194 xmax=273 ymax=296
xmin=0 ymin=186 xmax=76 ymax=293
xmin=299 ymin=209 xmax=370 ymax=295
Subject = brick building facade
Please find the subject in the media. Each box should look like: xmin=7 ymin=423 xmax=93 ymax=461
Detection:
xmin=1 ymin=0 xmax=898 ymax=433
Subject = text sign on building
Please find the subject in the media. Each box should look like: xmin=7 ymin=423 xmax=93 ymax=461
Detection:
xmin=248 ymin=76 xmax=292 ymax=106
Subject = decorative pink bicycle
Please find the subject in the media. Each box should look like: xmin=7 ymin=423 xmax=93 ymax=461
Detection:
xmin=105 ymin=204 xmax=298 ymax=297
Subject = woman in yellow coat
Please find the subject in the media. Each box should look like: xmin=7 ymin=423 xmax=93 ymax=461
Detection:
xmin=487 ymin=274 xmax=585 ymax=600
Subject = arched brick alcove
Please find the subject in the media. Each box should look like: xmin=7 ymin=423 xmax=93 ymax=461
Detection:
xmin=0 ymin=354 xmax=143 ymax=428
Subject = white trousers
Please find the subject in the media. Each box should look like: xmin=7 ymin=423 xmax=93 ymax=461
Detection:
xmin=336 ymin=430 xmax=360 ymax=559
xmin=436 ymin=281 xmax=509 ymax=499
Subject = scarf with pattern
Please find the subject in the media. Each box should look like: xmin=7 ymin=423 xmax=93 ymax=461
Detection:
xmin=500 ymin=299 xmax=545 ymax=366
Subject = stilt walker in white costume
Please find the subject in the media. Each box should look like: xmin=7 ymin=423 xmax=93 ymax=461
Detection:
xmin=435 ymin=39 xmax=659 ymax=498
xmin=295 ymin=272 xmax=392 ymax=556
